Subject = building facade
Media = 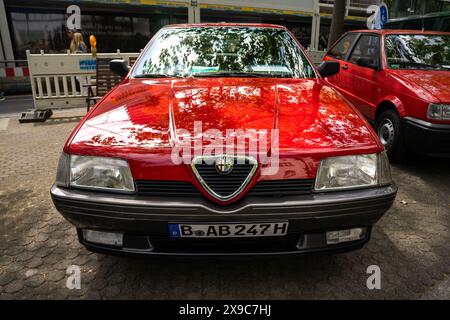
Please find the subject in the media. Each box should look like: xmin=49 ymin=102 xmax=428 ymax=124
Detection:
xmin=384 ymin=0 xmax=450 ymax=31
xmin=387 ymin=0 xmax=450 ymax=19
xmin=0 ymin=0 xmax=380 ymax=63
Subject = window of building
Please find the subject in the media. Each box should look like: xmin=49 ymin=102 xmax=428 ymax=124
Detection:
xmin=389 ymin=0 xmax=449 ymax=19
xmin=200 ymin=9 xmax=315 ymax=49
xmin=423 ymin=18 xmax=438 ymax=30
xmin=403 ymin=19 xmax=423 ymax=30
xmin=442 ymin=18 xmax=450 ymax=32
xmin=8 ymin=10 xmax=68 ymax=59
xmin=6 ymin=4 xmax=188 ymax=59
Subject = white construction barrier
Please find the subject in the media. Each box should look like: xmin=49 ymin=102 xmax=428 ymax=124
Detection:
xmin=307 ymin=50 xmax=326 ymax=65
xmin=26 ymin=50 xmax=140 ymax=110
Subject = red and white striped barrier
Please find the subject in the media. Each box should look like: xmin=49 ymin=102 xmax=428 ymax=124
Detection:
xmin=0 ymin=67 xmax=30 ymax=77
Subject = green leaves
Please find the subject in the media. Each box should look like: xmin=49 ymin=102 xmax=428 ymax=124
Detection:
xmin=133 ymin=27 xmax=315 ymax=79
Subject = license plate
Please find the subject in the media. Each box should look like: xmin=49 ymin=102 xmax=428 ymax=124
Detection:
xmin=168 ymin=222 xmax=288 ymax=238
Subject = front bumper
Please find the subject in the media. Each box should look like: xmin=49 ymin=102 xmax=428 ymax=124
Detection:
xmin=51 ymin=184 xmax=397 ymax=256
xmin=403 ymin=117 xmax=450 ymax=157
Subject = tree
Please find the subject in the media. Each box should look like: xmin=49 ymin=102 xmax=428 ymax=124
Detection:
xmin=327 ymin=0 xmax=347 ymax=49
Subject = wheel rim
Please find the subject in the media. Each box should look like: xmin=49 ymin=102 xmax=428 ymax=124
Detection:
xmin=377 ymin=119 xmax=395 ymax=151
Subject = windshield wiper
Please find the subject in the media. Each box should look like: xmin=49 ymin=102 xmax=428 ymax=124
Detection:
xmin=134 ymin=74 xmax=184 ymax=78
xmin=191 ymin=71 xmax=292 ymax=78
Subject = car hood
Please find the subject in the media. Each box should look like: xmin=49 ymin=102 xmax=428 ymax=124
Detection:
xmin=389 ymin=69 xmax=450 ymax=103
xmin=69 ymin=78 xmax=379 ymax=157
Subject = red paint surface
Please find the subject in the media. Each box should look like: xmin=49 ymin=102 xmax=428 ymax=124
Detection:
xmin=64 ymin=24 xmax=382 ymax=204
xmin=324 ymin=29 xmax=450 ymax=125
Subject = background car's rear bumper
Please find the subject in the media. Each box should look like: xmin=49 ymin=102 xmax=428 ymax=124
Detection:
xmin=403 ymin=117 xmax=450 ymax=157
xmin=51 ymin=184 xmax=397 ymax=256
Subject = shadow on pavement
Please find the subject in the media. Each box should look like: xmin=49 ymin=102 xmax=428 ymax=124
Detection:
xmin=1 ymin=129 xmax=449 ymax=299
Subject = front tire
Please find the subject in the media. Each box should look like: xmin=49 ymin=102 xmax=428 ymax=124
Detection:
xmin=376 ymin=110 xmax=406 ymax=162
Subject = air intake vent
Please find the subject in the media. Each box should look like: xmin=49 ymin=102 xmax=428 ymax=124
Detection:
xmin=191 ymin=155 xmax=257 ymax=201
xmin=135 ymin=179 xmax=315 ymax=198
xmin=248 ymin=179 xmax=315 ymax=196
xmin=135 ymin=180 xmax=199 ymax=196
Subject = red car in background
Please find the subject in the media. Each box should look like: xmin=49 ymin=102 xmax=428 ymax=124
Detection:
xmin=51 ymin=24 xmax=396 ymax=257
xmin=323 ymin=30 xmax=450 ymax=161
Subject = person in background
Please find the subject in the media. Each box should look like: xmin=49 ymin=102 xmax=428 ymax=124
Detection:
xmin=70 ymin=32 xmax=88 ymax=54
xmin=70 ymin=32 xmax=89 ymax=95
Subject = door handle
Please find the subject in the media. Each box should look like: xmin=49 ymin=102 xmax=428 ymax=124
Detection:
xmin=342 ymin=64 xmax=348 ymax=70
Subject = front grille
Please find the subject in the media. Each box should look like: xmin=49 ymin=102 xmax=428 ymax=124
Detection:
xmin=248 ymin=179 xmax=315 ymax=196
xmin=193 ymin=161 xmax=256 ymax=199
xmin=136 ymin=180 xmax=198 ymax=197
xmin=135 ymin=179 xmax=315 ymax=198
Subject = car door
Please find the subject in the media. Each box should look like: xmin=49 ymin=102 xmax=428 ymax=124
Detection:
xmin=344 ymin=34 xmax=382 ymax=118
xmin=323 ymin=32 xmax=359 ymax=93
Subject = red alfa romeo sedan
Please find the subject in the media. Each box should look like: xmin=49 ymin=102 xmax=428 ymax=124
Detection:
xmin=323 ymin=30 xmax=450 ymax=161
xmin=51 ymin=24 xmax=396 ymax=256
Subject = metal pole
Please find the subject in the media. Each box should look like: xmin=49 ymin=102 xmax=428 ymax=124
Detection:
xmin=314 ymin=6 xmax=321 ymax=51
xmin=0 ymin=0 xmax=15 ymax=66
xmin=188 ymin=1 xmax=194 ymax=23
xmin=26 ymin=50 xmax=38 ymax=110
xmin=310 ymin=0 xmax=322 ymax=51
xmin=189 ymin=0 xmax=201 ymax=23
xmin=195 ymin=0 xmax=200 ymax=23
xmin=0 ymin=32 xmax=5 ymax=61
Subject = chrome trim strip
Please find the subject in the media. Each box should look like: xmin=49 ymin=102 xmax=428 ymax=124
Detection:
xmin=191 ymin=155 xmax=258 ymax=201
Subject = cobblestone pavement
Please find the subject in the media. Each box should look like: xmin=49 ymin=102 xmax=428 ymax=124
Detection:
xmin=0 ymin=111 xmax=449 ymax=299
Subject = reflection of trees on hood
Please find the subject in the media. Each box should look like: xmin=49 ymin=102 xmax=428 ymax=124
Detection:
xmin=138 ymin=27 xmax=313 ymax=78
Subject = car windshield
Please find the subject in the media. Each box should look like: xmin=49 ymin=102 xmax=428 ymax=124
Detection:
xmin=385 ymin=34 xmax=450 ymax=70
xmin=132 ymin=27 xmax=316 ymax=79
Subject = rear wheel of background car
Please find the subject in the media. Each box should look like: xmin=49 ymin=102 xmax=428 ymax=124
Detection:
xmin=376 ymin=109 xmax=406 ymax=162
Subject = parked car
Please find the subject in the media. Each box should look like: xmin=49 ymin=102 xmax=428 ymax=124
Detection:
xmin=51 ymin=24 xmax=396 ymax=257
xmin=323 ymin=30 xmax=450 ymax=161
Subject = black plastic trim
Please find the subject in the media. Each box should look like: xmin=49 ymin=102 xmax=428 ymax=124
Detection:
xmin=403 ymin=116 xmax=450 ymax=157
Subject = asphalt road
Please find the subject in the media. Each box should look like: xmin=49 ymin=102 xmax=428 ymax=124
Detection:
xmin=0 ymin=94 xmax=33 ymax=116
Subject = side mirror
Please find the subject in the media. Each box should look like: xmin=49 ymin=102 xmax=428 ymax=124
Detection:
xmin=317 ymin=61 xmax=340 ymax=78
xmin=356 ymin=57 xmax=380 ymax=70
xmin=110 ymin=59 xmax=131 ymax=77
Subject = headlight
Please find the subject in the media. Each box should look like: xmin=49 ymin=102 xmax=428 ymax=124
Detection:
xmin=315 ymin=153 xmax=391 ymax=191
xmin=55 ymin=153 xmax=135 ymax=193
xmin=427 ymin=104 xmax=450 ymax=120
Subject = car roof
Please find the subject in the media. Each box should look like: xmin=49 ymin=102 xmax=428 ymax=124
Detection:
xmin=162 ymin=23 xmax=289 ymax=30
xmin=347 ymin=29 xmax=450 ymax=36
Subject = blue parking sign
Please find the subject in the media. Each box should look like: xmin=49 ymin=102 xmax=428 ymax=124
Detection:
xmin=380 ymin=4 xmax=388 ymax=27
